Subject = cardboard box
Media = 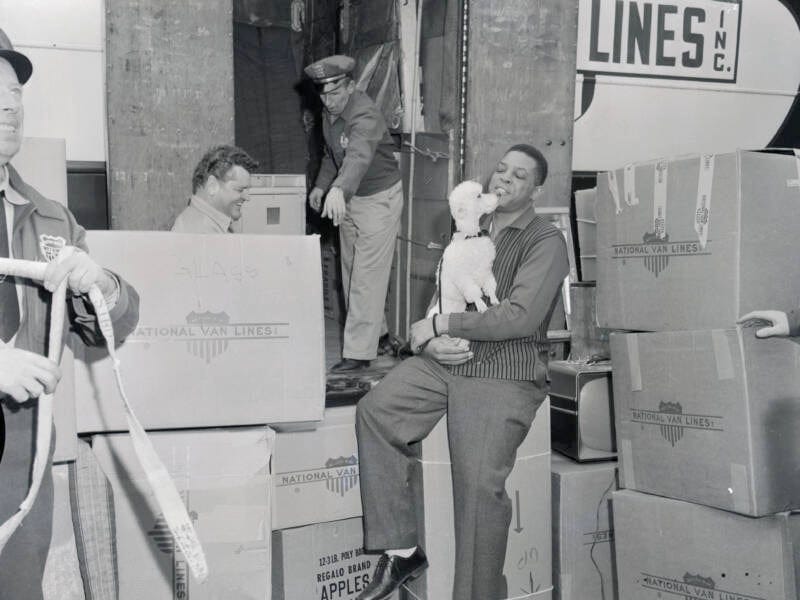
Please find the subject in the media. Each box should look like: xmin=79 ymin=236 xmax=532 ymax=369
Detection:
xmin=273 ymin=406 xmax=362 ymax=529
xmin=321 ymin=242 xmax=345 ymax=325
xmin=613 ymin=489 xmax=800 ymax=600
xmin=239 ymin=174 xmax=306 ymax=235
xmin=74 ymin=231 xmax=325 ymax=432
xmin=596 ymin=150 xmax=800 ymax=331
xmin=611 ymin=328 xmax=800 ymax=516
xmin=551 ymin=454 xmax=618 ymax=600
xmin=92 ymin=427 xmax=274 ymax=600
xmin=272 ymin=517 xmax=399 ymax=600
xmin=404 ymin=399 xmax=553 ymax=600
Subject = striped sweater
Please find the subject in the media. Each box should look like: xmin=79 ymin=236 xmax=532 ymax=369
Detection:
xmin=447 ymin=207 xmax=569 ymax=382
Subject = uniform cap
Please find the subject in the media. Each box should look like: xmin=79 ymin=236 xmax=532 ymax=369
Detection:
xmin=304 ymin=55 xmax=355 ymax=85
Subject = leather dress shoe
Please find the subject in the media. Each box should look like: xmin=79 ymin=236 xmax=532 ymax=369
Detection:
xmin=331 ymin=358 xmax=370 ymax=373
xmin=377 ymin=333 xmax=400 ymax=356
xmin=356 ymin=549 xmax=428 ymax=599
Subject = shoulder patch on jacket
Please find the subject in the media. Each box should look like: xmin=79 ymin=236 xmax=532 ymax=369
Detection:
xmin=39 ymin=234 xmax=66 ymax=262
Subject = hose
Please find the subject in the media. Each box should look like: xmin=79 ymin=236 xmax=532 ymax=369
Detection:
xmin=0 ymin=251 xmax=208 ymax=582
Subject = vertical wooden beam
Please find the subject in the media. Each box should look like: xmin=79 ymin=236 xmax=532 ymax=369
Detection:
xmin=465 ymin=0 xmax=579 ymax=207
xmin=106 ymin=0 xmax=235 ymax=230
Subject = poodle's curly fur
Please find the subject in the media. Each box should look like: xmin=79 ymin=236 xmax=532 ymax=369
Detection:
xmin=429 ymin=181 xmax=499 ymax=316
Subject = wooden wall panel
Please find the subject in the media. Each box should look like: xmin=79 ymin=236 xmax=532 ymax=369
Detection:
xmin=465 ymin=0 xmax=579 ymax=207
xmin=106 ymin=0 xmax=234 ymax=230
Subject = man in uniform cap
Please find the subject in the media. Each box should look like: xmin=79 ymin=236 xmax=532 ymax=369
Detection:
xmin=0 ymin=29 xmax=139 ymax=598
xmin=305 ymin=54 xmax=403 ymax=372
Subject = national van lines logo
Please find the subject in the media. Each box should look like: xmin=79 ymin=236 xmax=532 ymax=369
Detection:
xmin=38 ymin=234 xmax=66 ymax=262
xmin=186 ymin=310 xmax=229 ymax=362
xmin=129 ymin=310 xmax=289 ymax=364
xmin=630 ymin=402 xmax=724 ymax=447
xmin=658 ymin=401 xmax=684 ymax=446
xmin=148 ymin=504 xmax=200 ymax=599
xmin=640 ymin=571 xmax=765 ymax=600
xmin=611 ymin=227 xmax=713 ymax=278
xmin=278 ymin=455 xmax=360 ymax=497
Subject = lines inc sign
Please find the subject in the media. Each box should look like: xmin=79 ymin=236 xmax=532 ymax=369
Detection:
xmin=578 ymin=0 xmax=742 ymax=82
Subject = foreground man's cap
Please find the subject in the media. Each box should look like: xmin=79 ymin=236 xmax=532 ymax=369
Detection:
xmin=0 ymin=28 xmax=32 ymax=84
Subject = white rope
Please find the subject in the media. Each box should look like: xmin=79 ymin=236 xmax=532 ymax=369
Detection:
xmin=0 ymin=250 xmax=208 ymax=582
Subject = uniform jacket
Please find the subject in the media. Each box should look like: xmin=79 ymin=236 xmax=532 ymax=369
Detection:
xmin=7 ymin=164 xmax=139 ymax=357
xmin=315 ymin=90 xmax=401 ymax=200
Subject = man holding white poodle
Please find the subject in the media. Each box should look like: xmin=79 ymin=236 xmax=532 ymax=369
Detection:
xmin=355 ymin=144 xmax=569 ymax=600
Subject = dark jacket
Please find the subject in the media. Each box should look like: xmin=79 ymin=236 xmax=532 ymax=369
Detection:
xmin=8 ymin=164 xmax=139 ymax=356
xmin=315 ymin=90 xmax=401 ymax=200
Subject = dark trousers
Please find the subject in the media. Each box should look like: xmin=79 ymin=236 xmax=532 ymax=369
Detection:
xmin=0 ymin=402 xmax=54 ymax=600
xmin=356 ymin=357 xmax=545 ymax=600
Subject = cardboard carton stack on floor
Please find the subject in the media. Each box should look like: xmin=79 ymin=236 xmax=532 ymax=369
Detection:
xmin=596 ymin=150 xmax=800 ymax=600
xmin=549 ymin=281 xmax=619 ymax=598
xmin=550 ymin=454 xmax=618 ymax=600
xmin=403 ymin=399 xmax=554 ymax=600
xmin=72 ymin=231 xmax=326 ymax=599
xmin=270 ymin=405 xmax=399 ymax=600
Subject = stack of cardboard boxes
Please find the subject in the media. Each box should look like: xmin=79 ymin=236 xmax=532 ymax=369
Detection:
xmin=596 ymin=150 xmax=800 ymax=599
xmin=269 ymin=398 xmax=553 ymax=600
xmin=73 ymin=231 xmax=327 ymax=598
xmin=549 ymin=356 xmax=619 ymax=600
xmin=270 ymin=406 xmax=386 ymax=600
xmin=549 ymin=203 xmax=619 ymax=599
xmin=403 ymin=400 xmax=554 ymax=600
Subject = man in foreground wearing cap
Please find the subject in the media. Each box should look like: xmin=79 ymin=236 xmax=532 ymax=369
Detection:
xmin=0 ymin=30 xmax=139 ymax=598
xmin=171 ymin=144 xmax=259 ymax=233
xmin=305 ymin=55 xmax=403 ymax=372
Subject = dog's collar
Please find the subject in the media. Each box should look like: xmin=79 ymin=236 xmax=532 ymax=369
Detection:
xmin=464 ymin=229 xmax=490 ymax=240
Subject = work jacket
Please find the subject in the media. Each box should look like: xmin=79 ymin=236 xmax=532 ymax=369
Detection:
xmin=7 ymin=164 xmax=139 ymax=358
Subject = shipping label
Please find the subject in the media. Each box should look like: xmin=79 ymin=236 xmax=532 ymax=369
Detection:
xmin=316 ymin=545 xmax=373 ymax=600
xmin=583 ymin=528 xmax=615 ymax=545
xmin=578 ymin=0 xmax=742 ymax=82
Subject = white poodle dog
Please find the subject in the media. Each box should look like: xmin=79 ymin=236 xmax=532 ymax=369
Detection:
xmin=428 ymin=180 xmax=499 ymax=316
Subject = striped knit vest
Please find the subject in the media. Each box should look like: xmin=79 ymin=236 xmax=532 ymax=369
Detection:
xmin=448 ymin=215 xmax=563 ymax=382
